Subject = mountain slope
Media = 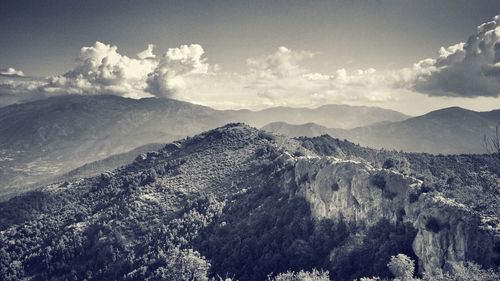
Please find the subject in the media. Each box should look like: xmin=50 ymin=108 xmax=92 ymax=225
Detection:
xmin=0 ymin=96 xmax=409 ymax=198
xmin=57 ymin=143 xmax=166 ymax=181
xmin=1 ymin=124 xmax=498 ymax=280
xmin=0 ymin=95 xmax=227 ymax=197
xmin=344 ymin=107 xmax=500 ymax=154
xmin=263 ymin=107 xmax=500 ymax=154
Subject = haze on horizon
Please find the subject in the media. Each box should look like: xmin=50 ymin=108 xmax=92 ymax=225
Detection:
xmin=1 ymin=0 xmax=500 ymax=115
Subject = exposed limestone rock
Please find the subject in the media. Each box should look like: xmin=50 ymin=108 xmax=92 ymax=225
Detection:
xmin=285 ymin=156 xmax=500 ymax=275
xmin=292 ymin=157 xmax=419 ymax=227
xmin=410 ymin=194 xmax=500 ymax=274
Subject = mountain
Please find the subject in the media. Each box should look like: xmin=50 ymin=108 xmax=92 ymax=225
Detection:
xmin=263 ymin=107 xmax=500 ymax=154
xmin=0 ymin=95 xmax=493 ymax=202
xmin=58 ymin=143 xmax=166 ymax=181
xmin=226 ymin=104 xmax=409 ymax=129
xmin=0 ymin=95 xmax=228 ymax=198
xmin=0 ymin=143 xmax=166 ymax=202
xmin=1 ymin=124 xmax=499 ymax=280
xmin=0 ymin=95 xmax=409 ymax=198
xmin=262 ymin=121 xmax=332 ymax=138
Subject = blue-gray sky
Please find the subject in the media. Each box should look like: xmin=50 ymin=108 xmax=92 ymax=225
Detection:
xmin=1 ymin=0 xmax=500 ymax=114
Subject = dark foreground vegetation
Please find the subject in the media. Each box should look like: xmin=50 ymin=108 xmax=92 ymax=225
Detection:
xmin=1 ymin=124 xmax=499 ymax=280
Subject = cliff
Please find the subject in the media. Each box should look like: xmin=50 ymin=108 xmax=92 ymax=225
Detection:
xmin=281 ymin=155 xmax=500 ymax=274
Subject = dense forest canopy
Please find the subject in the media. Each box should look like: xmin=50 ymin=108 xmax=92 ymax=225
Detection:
xmin=1 ymin=124 xmax=499 ymax=280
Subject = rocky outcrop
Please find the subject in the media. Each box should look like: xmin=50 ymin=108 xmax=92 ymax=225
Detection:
xmin=410 ymin=194 xmax=500 ymax=274
xmin=292 ymin=157 xmax=418 ymax=226
xmin=284 ymin=156 xmax=500 ymax=274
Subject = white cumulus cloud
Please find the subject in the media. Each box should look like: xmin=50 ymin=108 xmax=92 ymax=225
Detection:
xmin=236 ymin=47 xmax=395 ymax=108
xmin=246 ymin=46 xmax=314 ymax=79
xmin=137 ymin=44 xmax=156 ymax=60
xmin=43 ymin=41 xmax=157 ymax=98
xmin=0 ymin=67 xmax=25 ymax=77
xmin=411 ymin=15 xmax=500 ymax=97
xmin=146 ymin=44 xmax=210 ymax=98
xmin=3 ymin=14 xmax=500 ymax=113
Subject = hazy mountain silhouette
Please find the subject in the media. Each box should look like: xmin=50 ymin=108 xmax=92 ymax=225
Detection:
xmin=263 ymin=107 xmax=500 ymax=154
xmin=225 ymin=104 xmax=409 ymax=128
xmin=0 ymin=95 xmax=227 ymax=197
xmin=263 ymin=121 xmax=333 ymax=137
xmin=0 ymin=95 xmax=408 ymax=198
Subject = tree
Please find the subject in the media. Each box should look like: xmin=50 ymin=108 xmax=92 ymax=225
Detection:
xmin=387 ymin=254 xmax=415 ymax=281
xmin=269 ymin=269 xmax=330 ymax=281
xmin=153 ymin=247 xmax=210 ymax=281
xmin=484 ymin=123 xmax=500 ymax=154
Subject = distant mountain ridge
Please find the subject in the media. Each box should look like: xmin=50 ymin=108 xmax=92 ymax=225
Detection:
xmin=0 ymin=95 xmax=227 ymax=197
xmin=3 ymin=95 xmax=494 ymax=199
xmin=262 ymin=122 xmax=330 ymax=137
xmin=225 ymin=103 xmax=410 ymax=128
xmin=262 ymin=106 xmax=500 ymax=154
xmin=0 ymin=95 xmax=409 ymax=198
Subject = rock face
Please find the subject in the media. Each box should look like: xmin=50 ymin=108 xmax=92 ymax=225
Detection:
xmin=410 ymin=195 xmax=499 ymax=274
xmin=284 ymin=156 xmax=500 ymax=274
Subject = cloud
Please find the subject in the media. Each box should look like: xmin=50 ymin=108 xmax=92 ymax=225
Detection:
xmin=410 ymin=15 xmax=500 ymax=97
xmin=168 ymin=46 xmax=401 ymax=109
xmin=146 ymin=44 xmax=210 ymax=98
xmin=0 ymin=76 xmax=47 ymax=107
xmin=42 ymin=41 xmax=157 ymax=98
xmin=234 ymin=47 xmax=395 ymax=107
xmin=246 ymin=46 xmax=314 ymax=78
xmin=137 ymin=44 xmax=156 ymax=59
xmin=3 ymin=14 xmax=500 ymax=112
xmin=0 ymin=42 xmax=215 ymax=106
xmin=0 ymin=41 xmax=474 ymax=111
xmin=0 ymin=67 xmax=24 ymax=77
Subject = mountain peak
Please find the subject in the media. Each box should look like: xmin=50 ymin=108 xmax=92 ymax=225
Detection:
xmin=190 ymin=122 xmax=258 ymax=140
xmin=423 ymin=106 xmax=475 ymax=117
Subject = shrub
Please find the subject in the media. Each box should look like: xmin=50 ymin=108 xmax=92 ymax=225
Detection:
xmin=383 ymin=159 xmax=396 ymax=169
xmin=371 ymin=173 xmax=386 ymax=189
xmin=425 ymin=217 xmax=442 ymax=233
xmin=258 ymin=131 xmax=276 ymax=141
xmin=387 ymin=254 xmax=415 ymax=281
xmin=269 ymin=269 xmax=330 ymax=281
xmin=293 ymin=150 xmax=306 ymax=157
xmin=153 ymin=247 xmax=210 ymax=281
xmin=408 ymin=190 xmax=421 ymax=203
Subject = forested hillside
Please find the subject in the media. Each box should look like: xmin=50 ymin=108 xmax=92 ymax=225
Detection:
xmin=1 ymin=124 xmax=499 ymax=281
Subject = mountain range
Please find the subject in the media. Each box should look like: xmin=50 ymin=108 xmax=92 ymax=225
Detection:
xmin=0 ymin=95 xmax=410 ymax=198
xmin=263 ymin=107 xmax=500 ymax=154
xmin=225 ymin=104 xmax=409 ymax=128
xmin=0 ymin=95 xmax=225 ymax=198
xmin=0 ymin=95 xmax=497 ymax=199
xmin=1 ymin=124 xmax=498 ymax=280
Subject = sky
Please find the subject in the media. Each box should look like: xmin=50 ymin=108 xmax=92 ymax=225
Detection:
xmin=1 ymin=0 xmax=500 ymax=115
